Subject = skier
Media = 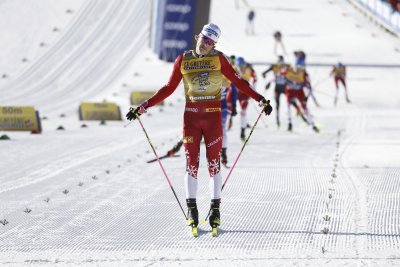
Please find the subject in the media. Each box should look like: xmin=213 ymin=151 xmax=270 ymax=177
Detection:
xmin=234 ymin=56 xmax=257 ymax=141
xmin=221 ymin=67 xmax=238 ymax=167
xmin=283 ymin=61 xmax=319 ymax=133
xmin=167 ymin=138 xmax=183 ymax=156
xmin=246 ymin=10 xmax=255 ymax=35
xmin=273 ymin=30 xmax=287 ymax=55
xmin=293 ymin=50 xmax=320 ymax=107
xmin=126 ymin=23 xmax=272 ymax=236
xmin=262 ymin=55 xmax=289 ymax=127
xmin=330 ymin=62 xmax=350 ymax=106
xmin=226 ymin=55 xmax=239 ymax=131
xmin=146 ymin=137 xmax=183 ymax=163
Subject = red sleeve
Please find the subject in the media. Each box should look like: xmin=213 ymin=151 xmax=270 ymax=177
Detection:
xmin=219 ymin=53 xmax=263 ymax=101
xmin=146 ymin=54 xmax=183 ymax=108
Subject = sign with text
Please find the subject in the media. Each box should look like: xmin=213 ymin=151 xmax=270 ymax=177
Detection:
xmin=79 ymin=102 xmax=122 ymax=121
xmin=0 ymin=106 xmax=42 ymax=133
xmin=152 ymin=0 xmax=195 ymax=62
xmin=131 ymin=91 xmax=164 ymax=106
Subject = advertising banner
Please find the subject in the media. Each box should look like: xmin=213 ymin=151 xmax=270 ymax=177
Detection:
xmin=79 ymin=102 xmax=122 ymax=121
xmin=152 ymin=0 xmax=195 ymax=62
xmin=0 ymin=106 xmax=42 ymax=133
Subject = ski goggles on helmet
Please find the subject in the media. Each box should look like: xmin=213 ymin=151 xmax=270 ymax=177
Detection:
xmin=201 ymin=35 xmax=216 ymax=46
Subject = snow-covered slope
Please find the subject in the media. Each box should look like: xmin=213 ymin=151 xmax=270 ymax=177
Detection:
xmin=1 ymin=0 xmax=400 ymax=266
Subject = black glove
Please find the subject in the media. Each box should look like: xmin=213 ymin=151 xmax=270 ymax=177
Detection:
xmin=265 ymin=82 xmax=271 ymax=90
xmin=126 ymin=105 xmax=146 ymax=121
xmin=231 ymin=105 xmax=237 ymax=116
xmin=258 ymin=97 xmax=273 ymax=115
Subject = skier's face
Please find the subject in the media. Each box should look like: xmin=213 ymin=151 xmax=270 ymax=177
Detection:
xmin=195 ymin=34 xmax=215 ymax=55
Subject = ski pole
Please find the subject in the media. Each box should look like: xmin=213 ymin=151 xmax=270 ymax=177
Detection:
xmin=134 ymin=116 xmax=188 ymax=220
xmin=251 ymin=100 xmax=268 ymax=128
xmin=203 ymin=108 xmax=265 ymax=224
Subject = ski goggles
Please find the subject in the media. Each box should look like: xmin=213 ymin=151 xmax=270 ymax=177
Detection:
xmin=201 ymin=35 xmax=216 ymax=46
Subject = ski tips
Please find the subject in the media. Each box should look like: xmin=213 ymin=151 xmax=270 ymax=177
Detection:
xmin=212 ymin=227 xmax=218 ymax=237
xmin=192 ymin=227 xmax=198 ymax=237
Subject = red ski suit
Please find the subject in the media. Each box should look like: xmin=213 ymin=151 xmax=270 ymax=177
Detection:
xmin=145 ymin=49 xmax=263 ymax=179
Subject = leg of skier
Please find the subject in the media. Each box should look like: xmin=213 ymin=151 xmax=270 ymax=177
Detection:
xmin=239 ymin=99 xmax=248 ymax=141
xmin=298 ymin=90 xmax=319 ymax=133
xmin=203 ymin=111 xmax=223 ymax=234
xmin=183 ymin=111 xmax=202 ymax=229
xmin=275 ymin=89 xmax=280 ymax=127
xmin=221 ymin=107 xmax=229 ymax=166
xmin=287 ymin=100 xmax=293 ymax=131
xmin=334 ymin=77 xmax=339 ymax=106
xmin=341 ymin=78 xmax=351 ymax=103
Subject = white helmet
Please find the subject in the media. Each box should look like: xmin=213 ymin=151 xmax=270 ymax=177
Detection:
xmin=201 ymin=23 xmax=221 ymax=43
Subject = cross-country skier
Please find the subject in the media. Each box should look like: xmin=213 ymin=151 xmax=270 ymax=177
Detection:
xmin=226 ymin=55 xmax=238 ymax=131
xmin=126 ymin=23 xmax=272 ymax=236
xmin=283 ymin=61 xmax=319 ymax=133
xmin=221 ymin=65 xmax=238 ymax=167
xmin=246 ymin=10 xmax=255 ymax=35
xmin=273 ymin=30 xmax=287 ymax=55
xmin=234 ymin=56 xmax=257 ymax=141
xmin=294 ymin=50 xmax=320 ymax=108
xmin=330 ymin=62 xmax=350 ymax=106
xmin=262 ymin=55 xmax=289 ymax=127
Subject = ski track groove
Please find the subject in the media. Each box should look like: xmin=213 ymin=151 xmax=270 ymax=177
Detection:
xmin=0 ymin=0 xmax=96 ymax=94
xmin=0 ymin=128 xmax=177 ymax=243
xmin=0 ymin=0 xmax=101 ymax=99
xmin=2 ymin=0 xmax=116 ymax=102
xmin=43 ymin=1 xmax=150 ymax=115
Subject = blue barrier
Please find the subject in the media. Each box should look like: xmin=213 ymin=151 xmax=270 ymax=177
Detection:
xmin=152 ymin=0 xmax=196 ymax=62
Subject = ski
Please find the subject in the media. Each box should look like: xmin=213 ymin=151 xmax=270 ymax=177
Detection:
xmin=146 ymin=154 xmax=180 ymax=163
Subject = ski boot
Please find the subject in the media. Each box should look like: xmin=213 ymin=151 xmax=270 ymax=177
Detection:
xmin=209 ymin=199 xmax=221 ymax=237
xmin=186 ymin=199 xmax=199 ymax=237
xmin=221 ymin=148 xmax=228 ymax=167
xmin=287 ymin=122 xmax=293 ymax=132
xmin=312 ymin=125 xmax=320 ymax=133
xmin=240 ymin=128 xmax=246 ymax=141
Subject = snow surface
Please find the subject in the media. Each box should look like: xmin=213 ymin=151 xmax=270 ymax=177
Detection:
xmin=1 ymin=0 xmax=400 ymax=266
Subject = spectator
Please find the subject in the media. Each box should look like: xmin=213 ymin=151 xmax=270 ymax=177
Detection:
xmin=246 ymin=10 xmax=255 ymax=35
xmin=273 ymin=31 xmax=287 ymax=55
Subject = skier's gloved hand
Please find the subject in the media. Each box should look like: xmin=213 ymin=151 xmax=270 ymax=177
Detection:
xmin=126 ymin=104 xmax=147 ymax=121
xmin=258 ymin=97 xmax=273 ymax=115
xmin=265 ymin=82 xmax=271 ymax=90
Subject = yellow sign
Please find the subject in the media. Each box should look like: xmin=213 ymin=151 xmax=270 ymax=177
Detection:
xmin=131 ymin=91 xmax=164 ymax=106
xmin=0 ymin=106 xmax=42 ymax=133
xmin=79 ymin=102 xmax=122 ymax=121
